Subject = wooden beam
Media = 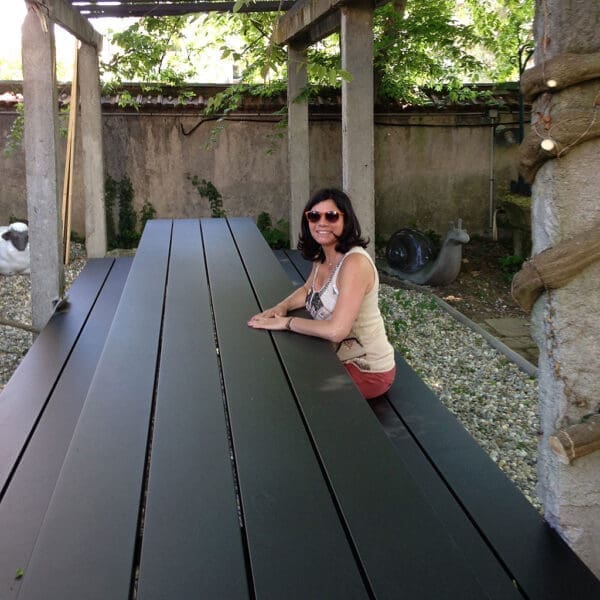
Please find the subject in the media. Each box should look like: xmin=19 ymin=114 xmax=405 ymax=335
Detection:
xmin=550 ymin=415 xmax=600 ymax=465
xmin=273 ymin=0 xmax=385 ymax=45
xmin=35 ymin=0 xmax=103 ymax=49
xmin=511 ymin=223 xmax=600 ymax=312
xmin=74 ymin=1 xmax=294 ymax=17
xmin=304 ymin=11 xmax=340 ymax=44
xmin=273 ymin=0 xmax=346 ymax=45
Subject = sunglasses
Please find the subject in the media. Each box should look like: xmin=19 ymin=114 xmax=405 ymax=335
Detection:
xmin=305 ymin=210 xmax=344 ymax=224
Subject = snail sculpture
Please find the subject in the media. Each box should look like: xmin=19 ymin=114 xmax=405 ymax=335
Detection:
xmin=383 ymin=220 xmax=470 ymax=286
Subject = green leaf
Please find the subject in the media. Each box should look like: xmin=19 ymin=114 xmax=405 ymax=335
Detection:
xmin=232 ymin=0 xmax=249 ymax=13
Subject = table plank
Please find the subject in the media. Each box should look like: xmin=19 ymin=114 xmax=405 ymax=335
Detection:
xmin=273 ymin=249 xmax=306 ymax=286
xmin=229 ymin=217 xmax=490 ymax=599
xmin=284 ymin=248 xmax=313 ymax=281
xmin=137 ymin=220 xmax=249 ymax=599
xmin=0 ymin=258 xmax=115 ymax=496
xmin=17 ymin=220 xmax=172 ymax=600
xmin=0 ymin=257 xmax=132 ymax=599
xmin=202 ymin=218 xmax=368 ymax=599
xmin=368 ymin=394 xmax=522 ymax=599
xmin=387 ymin=355 xmax=600 ymax=600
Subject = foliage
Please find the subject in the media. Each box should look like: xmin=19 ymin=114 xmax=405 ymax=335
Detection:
xmin=102 ymin=17 xmax=194 ymax=85
xmin=105 ymin=175 xmax=155 ymax=249
xmin=461 ymin=0 xmax=535 ymax=80
xmin=140 ymin=201 xmax=157 ymax=231
xmin=257 ymin=211 xmax=290 ymax=249
xmin=3 ymin=102 xmax=24 ymax=157
xmin=70 ymin=230 xmax=86 ymax=244
xmin=498 ymin=253 xmax=525 ymax=281
xmin=100 ymin=1 xmax=534 ymax=112
xmin=104 ymin=175 xmax=119 ymax=249
xmin=374 ymin=1 xmax=482 ymax=103
xmin=189 ymin=176 xmax=226 ymax=217
xmin=117 ymin=177 xmax=138 ymax=248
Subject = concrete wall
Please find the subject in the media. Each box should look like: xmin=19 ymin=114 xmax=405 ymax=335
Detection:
xmin=0 ymin=108 xmax=522 ymax=243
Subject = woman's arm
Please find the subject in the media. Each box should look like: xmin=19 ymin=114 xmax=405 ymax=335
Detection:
xmin=249 ymin=264 xmax=315 ymax=320
xmin=248 ymin=253 xmax=374 ymax=343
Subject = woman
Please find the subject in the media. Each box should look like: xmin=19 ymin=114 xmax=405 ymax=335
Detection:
xmin=248 ymin=188 xmax=396 ymax=399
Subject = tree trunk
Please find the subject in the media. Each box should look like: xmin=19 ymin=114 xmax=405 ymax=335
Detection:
xmin=530 ymin=0 xmax=600 ymax=578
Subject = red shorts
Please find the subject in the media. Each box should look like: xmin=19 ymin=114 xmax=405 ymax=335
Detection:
xmin=344 ymin=362 xmax=396 ymax=400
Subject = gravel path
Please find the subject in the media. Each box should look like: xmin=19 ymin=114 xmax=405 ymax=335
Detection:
xmin=0 ymin=244 xmax=87 ymax=392
xmin=0 ymin=252 xmax=541 ymax=512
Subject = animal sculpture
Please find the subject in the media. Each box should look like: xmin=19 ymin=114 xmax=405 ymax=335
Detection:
xmin=384 ymin=220 xmax=470 ymax=286
xmin=0 ymin=222 xmax=30 ymax=275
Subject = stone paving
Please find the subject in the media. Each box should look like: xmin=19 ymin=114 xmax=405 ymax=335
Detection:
xmin=478 ymin=316 xmax=539 ymax=366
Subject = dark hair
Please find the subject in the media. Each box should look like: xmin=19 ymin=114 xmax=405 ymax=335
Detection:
xmin=298 ymin=188 xmax=369 ymax=262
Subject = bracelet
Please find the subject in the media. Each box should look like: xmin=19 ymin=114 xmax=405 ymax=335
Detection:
xmin=286 ymin=317 xmax=294 ymax=331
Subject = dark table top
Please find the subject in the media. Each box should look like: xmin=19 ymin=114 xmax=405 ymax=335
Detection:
xmin=2 ymin=218 xmax=530 ymax=599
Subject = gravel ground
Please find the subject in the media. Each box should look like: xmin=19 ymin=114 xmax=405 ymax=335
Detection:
xmin=0 ymin=251 xmax=541 ymax=512
xmin=379 ymin=284 xmax=541 ymax=512
xmin=0 ymin=244 xmax=87 ymax=392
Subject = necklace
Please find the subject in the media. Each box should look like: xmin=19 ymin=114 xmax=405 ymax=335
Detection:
xmin=327 ymin=254 xmax=343 ymax=271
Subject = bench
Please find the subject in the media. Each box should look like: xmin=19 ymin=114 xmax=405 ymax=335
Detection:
xmin=0 ymin=221 xmax=597 ymax=599
xmin=0 ymin=256 xmax=132 ymax=595
xmin=276 ymin=247 xmax=600 ymax=599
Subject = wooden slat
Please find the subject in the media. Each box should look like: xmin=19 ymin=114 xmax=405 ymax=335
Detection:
xmin=17 ymin=220 xmax=172 ymax=600
xmin=284 ymin=248 xmax=313 ymax=281
xmin=367 ymin=395 xmax=522 ymax=599
xmin=228 ymin=217 xmax=489 ymax=599
xmin=202 ymin=218 xmax=368 ymax=599
xmin=0 ymin=257 xmax=114 ymax=496
xmin=387 ymin=355 xmax=600 ymax=600
xmin=137 ymin=220 xmax=249 ymax=599
xmin=0 ymin=257 xmax=132 ymax=599
xmin=273 ymin=249 xmax=305 ymax=287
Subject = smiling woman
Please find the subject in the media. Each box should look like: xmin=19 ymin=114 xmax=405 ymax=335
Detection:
xmin=248 ymin=188 xmax=396 ymax=400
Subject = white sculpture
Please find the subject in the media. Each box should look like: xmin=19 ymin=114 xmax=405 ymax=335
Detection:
xmin=0 ymin=222 xmax=30 ymax=275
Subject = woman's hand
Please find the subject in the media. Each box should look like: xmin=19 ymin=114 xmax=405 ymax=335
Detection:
xmin=247 ymin=314 xmax=290 ymax=331
xmin=249 ymin=303 xmax=287 ymax=322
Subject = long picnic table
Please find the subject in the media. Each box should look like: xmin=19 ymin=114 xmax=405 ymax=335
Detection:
xmin=1 ymin=218 xmax=598 ymax=599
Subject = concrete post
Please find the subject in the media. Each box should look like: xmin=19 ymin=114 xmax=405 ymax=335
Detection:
xmin=341 ymin=1 xmax=375 ymax=257
xmin=78 ymin=42 xmax=107 ymax=258
xmin=287 ymin=43 xmax=310 ymax=248
xmin=22 ymin=8 xmax=64 ymax=330
xmin=531 ymin=0 xmax=600 ymax=577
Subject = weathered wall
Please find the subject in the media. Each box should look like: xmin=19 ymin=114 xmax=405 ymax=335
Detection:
xmin=0 ymin=108 xmax=522 ymax=241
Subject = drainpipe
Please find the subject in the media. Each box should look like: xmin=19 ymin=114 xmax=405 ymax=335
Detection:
xmin=488 ymin=108 xmax=498 ymax=233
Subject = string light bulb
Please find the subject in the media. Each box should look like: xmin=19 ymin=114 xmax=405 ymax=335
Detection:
xmin=541 ymin=138 xmax=556 ymax=151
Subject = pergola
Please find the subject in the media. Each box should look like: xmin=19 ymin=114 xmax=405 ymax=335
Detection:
xmin=22 ymin=0 xmax=385 ymax=329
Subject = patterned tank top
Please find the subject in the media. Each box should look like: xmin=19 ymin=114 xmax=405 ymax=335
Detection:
xmin=305 ymin=247 xmax=395 ymax=373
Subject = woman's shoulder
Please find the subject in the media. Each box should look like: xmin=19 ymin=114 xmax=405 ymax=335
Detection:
xmin=343 ymin=246 xmax=374 ymax=268
xmin=338 ymin=247 xmax=375 ymax=280
xmin=345 ymin=246 xmax=370 ymax=258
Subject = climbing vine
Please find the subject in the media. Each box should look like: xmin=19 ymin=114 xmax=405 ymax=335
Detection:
xmin=105 ymin=175 xmax=155 ymax=249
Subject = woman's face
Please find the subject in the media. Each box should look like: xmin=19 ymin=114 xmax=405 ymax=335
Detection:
xmin=306 ymin=199 xmax=344 ymax=247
